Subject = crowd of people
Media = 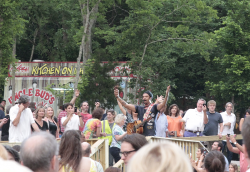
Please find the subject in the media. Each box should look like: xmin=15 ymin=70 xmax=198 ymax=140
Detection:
xmin=0 ymin=86 xmax=250 ymax=172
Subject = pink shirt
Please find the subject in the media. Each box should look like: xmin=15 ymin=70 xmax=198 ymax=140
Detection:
xmin=79 ymin=113 xmax=92 ymax=131
xmin=58 ymin=110 xmax=67 ymax=133
xmin=240 ymin=151 xmax=248 ymax=172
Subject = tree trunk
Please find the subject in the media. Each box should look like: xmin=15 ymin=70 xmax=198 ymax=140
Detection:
xmin=12 ymin=38 xmax=16 ymax=106
xmin=29 ymin=28 xmax=38 ymax=62
xmin=74 ymin=0 xmax=90 ymax=95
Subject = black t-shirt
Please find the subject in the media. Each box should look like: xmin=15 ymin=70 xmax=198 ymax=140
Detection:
xmin=0 ymin=110 xmax=5 ymax=131
xmin=203 ymin=111 xmax=223 ymax=136
xmin=32 ymin=120 xmax=49 ymax=131
xmin=48 ymin=121 xmax=57 ymax=137
xmin=54 ymin=116 xmax=58 ymax=124
xmin=1 ymin=115 xmax=10 ymax=136
xmin=135 ymin=104 xmax=159 ymax=136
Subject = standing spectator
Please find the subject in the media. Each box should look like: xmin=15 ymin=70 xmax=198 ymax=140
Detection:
xmin=114 ymin=86 xmax=170 ymax=136
xmin=61 ymin=103 xmax=84 ymax=132
xmin=120 ymin=133 xmax=148 ymax=165
xmin=117 ymin=100 xmax=138 ymax=132
xmin=203 ymin=100 xmax=223 ymax=150
xmin=80 ymin=101 xmax=92 ymax=131
xmin=180 ymin=98 xmax=208 ymax=137
xmin=220 ymin=102 xmax=236 ymax=164
xmin=166 ymin=104 xmax=183 ymax=137
xmin=44 ymin=106 xmax=59 ymax=138
xmin=31 ymin=107 xmax=48 ymax=132
xmin=99 ymin=109 xmax=116 ymax=166
xmin=211 ymin=141 xmax=229 ymax=172
xmin=1 ymin=105 xmax=11 ymax=141
xmin=57 ymin=104 xmax=67 ymax=135
xmin=110 ymin=114 xmax=127 ymax=163
xmin=20 ymin=132 xmax=59 ymax=172
xmin=83 ymin=108 xmax=106 ymax=139
xmin=241 ymin=117 xmax=250 ymax=172
xmin=127 ymin=142 xmax=193 ymax=172
xmin=204 ymin=151 xmax=225 ymax=172
xmin=239 ymin=109 xmax=250 ymax=131
xmin=9 ymin=95 xmax=39 ymax=143
xmin=59 ymin=130 xmax=87 ymax=172
xmin=0 ymin=104 xmax=5 ymax=141
xmin=155 ymin=105 xmax=168 ymax=137
xmin=81 ymin=142 xmax=104 ymax=172
xmin=1 ymin=100 xmax=6 ymax=109
xmin=58 ymin=90 xmax=80 ymax=135
xmin=226 ymin=135 xmax=248 ymax=172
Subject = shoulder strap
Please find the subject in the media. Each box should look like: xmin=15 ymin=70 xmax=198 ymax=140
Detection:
xmin=143 ymin=103 xmax=154 ymax=120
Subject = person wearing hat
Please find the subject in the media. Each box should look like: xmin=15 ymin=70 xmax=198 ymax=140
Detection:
xmin=114 ymin=86 xmax=171 ymax=136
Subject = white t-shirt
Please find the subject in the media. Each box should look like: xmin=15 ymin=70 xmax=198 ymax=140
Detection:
xmin=61 ymin=114 xmax=80 ymax=131
xmin=9 ymin=104 xmax=35 ymax=143
xmin=183 ymin=108 xmax=206 ymax=131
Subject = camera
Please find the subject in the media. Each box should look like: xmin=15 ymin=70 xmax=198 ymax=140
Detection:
xmin=74 ymin=107 xmax=77 ymax=113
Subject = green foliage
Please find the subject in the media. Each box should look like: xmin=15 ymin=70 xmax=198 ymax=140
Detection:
xmin=0 ymin=0 xmax=25 ymax=97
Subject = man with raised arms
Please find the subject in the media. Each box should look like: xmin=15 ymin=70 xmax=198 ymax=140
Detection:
xmin=114 ymin=86 xmax=170 ymax=136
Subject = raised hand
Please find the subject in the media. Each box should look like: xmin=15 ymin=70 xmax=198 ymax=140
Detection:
xmin=202 ymin=104 xmax=207 ymax=112
xmin=114 ymin=87 xmax=119 ymax=98
xmin=75 ymin=89 xmax=80 ymax=97
xmin=166 ymin=85 xmax=171 ymax=94
xmin=95 ymin=102 xmax=100 ymax=108
xmin=155 ymin=95 xmax=163 ymax=104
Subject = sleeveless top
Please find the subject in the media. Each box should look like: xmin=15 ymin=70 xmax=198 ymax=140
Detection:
xmin=62 ymin=159 xmax=97 ymax=172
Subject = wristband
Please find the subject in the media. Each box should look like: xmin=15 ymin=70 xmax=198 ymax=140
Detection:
xmin=79 ymin=116 xmax=82 ymax=117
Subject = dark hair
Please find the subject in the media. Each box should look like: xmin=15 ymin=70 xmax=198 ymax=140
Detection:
xmin=0 ymin=104 xmax=4 ymax=111
xmin=59 ymin=130 xmax=82 ymax=172
xmin=214 ymin=141 xmax=223 ymax=151
xmin=242 ymin=117 xmax=250 ymax=158
xmin=204 ymin=151 xmax=225 ymax=172
xmin=104 ymin=167 xmax=122 ymax=172
xmin=1 ymin=100 xmax=6 ymax=103
xmin=246 ymin=109 xmax=250 ymax=115
xmin=167 ymin=104 xmax=180 ymax=117
xmin=121 ymin=133 xmax=148 ymax=151
xmin=92 ymin=108 xmax=103 ymax=120
xmin=12 ymin=145 xmax=21 ymax=152
xmin=30 ymin=107 xmax=36 ymax=113
xmin=29 ymin=102 xmax=36 ymax=109
xmin=198 ymin=147 xmax=206 ymax=155
xmin=4 ymin=145 xmax=20 ymax=162
xmin=64 ymin=103 xmax=73 ymax=109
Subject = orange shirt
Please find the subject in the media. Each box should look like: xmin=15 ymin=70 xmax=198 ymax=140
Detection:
xmin=166 ymin=115 xmax=183 ymax=137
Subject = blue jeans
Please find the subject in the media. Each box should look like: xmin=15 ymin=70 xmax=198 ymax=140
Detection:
xmin=222 ymin=141 xmax=234 ymax=164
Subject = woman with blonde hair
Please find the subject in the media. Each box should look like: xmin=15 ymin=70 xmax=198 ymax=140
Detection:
xmin=44 ymin=106 xmax=59 ymax=138
xmin=127 ymin=141 xmax=193 ymax=172
xmin=31 ymin=107 xmax=48 ymax=132
xmin=110 ymin=114 xmax=127 ymax=163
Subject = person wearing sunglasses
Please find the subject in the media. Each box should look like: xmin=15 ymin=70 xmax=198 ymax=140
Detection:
xmin=120 ymin=133 xmax=148 ymax=165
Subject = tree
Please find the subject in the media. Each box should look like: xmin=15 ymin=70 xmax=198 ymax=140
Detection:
xmin=99 ymin=0 xmax=217 ymax=105
xmin=206 ymin=0 xmax=250 ymax=114
xmin=0 ymin=0 xmax=25 ymax=99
